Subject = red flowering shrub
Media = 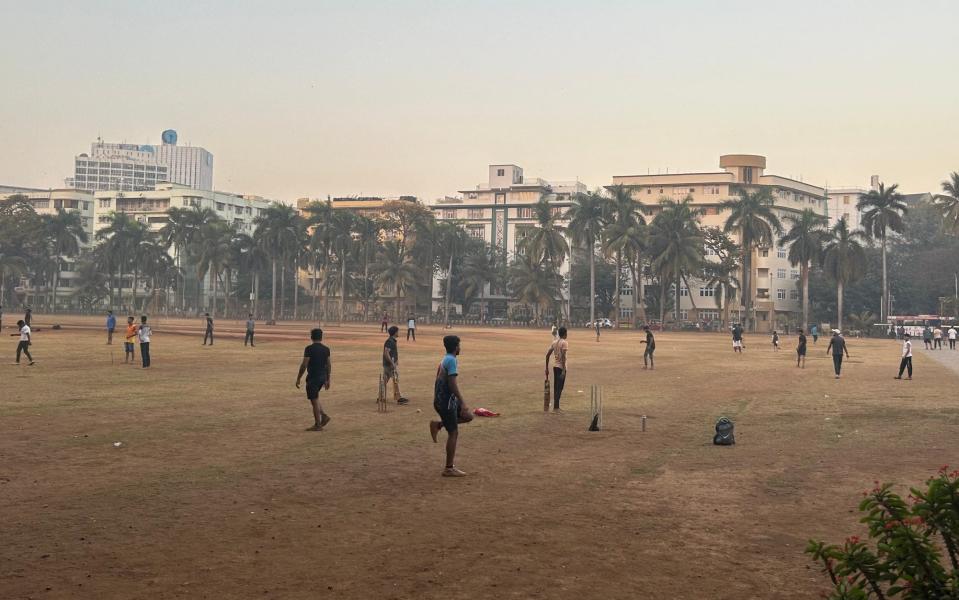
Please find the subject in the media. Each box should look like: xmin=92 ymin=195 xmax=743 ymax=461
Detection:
xmin=807 ymin=468 xmax=959 ymax=598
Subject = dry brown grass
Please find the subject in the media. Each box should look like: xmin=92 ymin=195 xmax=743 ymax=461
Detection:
xmin=2 ymin=315 xmax=957 ymax=599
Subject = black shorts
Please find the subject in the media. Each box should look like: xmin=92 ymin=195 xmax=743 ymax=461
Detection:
xmin=125 ymin=342 xmax=135 ymax=352
xmin=434 ymin=396 xmax=461 ymax=433
xmin=306 ymin=379 xmax=326 ymax=401
xmin=797 ymin=347 xmax=806 ymax=356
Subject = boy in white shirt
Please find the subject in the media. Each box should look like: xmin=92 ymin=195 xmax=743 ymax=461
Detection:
xmin=895 ymin=333 xmax=913 ymax=380
xmin=13 ymin=319 xmax=34 ymax=365
xmin=948 ymin=326 xmax=957 ymax=350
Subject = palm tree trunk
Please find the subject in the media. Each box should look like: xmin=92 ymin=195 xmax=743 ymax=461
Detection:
xmin=837 ymin=279 xmax=844 ymax=331
xmin=588 ymin=240 xmax=596 ymax=325
xmin=742 ymin=240 xmax=753 ymax=332
xmin=132 ymin=266 xmax=139 ymax=312
xmin=280 ymin=259 xmax=286 ymax=320
xmin=630 ymin=262 xmax=639 ymax=328
xmin=614 ymin=252 xmax=622 ymax=328
xmin=293 ymin=255 xmax=299 ymax=321
xmin=801 ymin=262 xmax=810 ymax=333
xmin=211 ymin=269 xmax=218 ymax=318
xmin=659 ymin=275 xmax=667 ymax=324
xmin=880 ymin=234 xmax=888 ymax=321
xmin=311 ymin=261 xmax=318 ymax=321
xmin=683 ymin=274 xmax=699 ymax=322
xmin=363 ymin=249 xmax=371 ymax=322
xmin=253 ymin=271 xmax=260 ymax=319
xmin=444 ymin=253 xmax=454 ymax=327
xmin=339 ymin=257 xmax=346 ymax=324
xmin=270 ymin=257 xmax=277 ymax=321
xmin=53 ymin=258 xmax=60 ymax=314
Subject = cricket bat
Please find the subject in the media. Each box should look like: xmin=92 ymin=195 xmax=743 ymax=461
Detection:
xmin=543 ymin=378 xmax=551 ymax=411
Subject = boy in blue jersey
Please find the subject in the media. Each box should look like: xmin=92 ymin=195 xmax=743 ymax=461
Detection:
xmin=429 ymin=335 xmax=472 ymax=477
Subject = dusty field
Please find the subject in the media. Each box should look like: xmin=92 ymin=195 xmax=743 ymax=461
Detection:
xmin=2 ymin=315 xmax=958 ymax=599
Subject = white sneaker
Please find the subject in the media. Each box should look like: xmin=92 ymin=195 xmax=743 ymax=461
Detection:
xmin=442 ymin=466 xmax=466 ymax=477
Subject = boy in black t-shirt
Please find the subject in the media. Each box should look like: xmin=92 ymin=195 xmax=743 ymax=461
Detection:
xmin=380 ymin=325 xmax=408 ymax=406
xmin=296 ymin=328 xmax=332 ymax=431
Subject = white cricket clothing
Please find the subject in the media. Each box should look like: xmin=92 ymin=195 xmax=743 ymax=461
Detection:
xmin=732 ymin=340 xmax=743 ymax=348
xmin=902 ymin=340 xmax=912 ymax=358
xmin=407 ymin=319 xmax=415 ymax=329
xmin=19 ymin=325 xmax=30 ymax=341
xmin=138 ymin=325 xmax=152 ymax=343
xmin=949 ymin=328 xmax=957 ymax=340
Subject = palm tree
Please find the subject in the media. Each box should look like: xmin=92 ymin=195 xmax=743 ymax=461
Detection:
xmin=374 ymin=240 xmax=419 ymax=321
xmin=436 ymin=222 xmax=470 ymax=327
xmin=520 ymin=195 xmax=570 ymax=271
xmin=461 ymin=243 xmax=503 ymax=322
xmin=566 ymin=191 xmax=609 ymax=325
xmin=329 ymin=210 xmax=357 ymax=324
xmin=509 ymin=254 xmax=563 ymax=323
xmin=354 ymin=215 xmax=381 ymax=321
xmin=857 ymin=182 xmax=907 ymax=322
xmin=0 ymin=252 xmax=28 ymax=308
xmin=71 ymin=256 xmax=110 ymax=311
xmin=647 ymin=197 xmax=704 ymax=327
xmin=253 ymin=203 xmax=300 ymax=321
xmin=42 ymin=208 xmax=88 ymax=313
xmin=721 ymin=187 xmax=783 ymax=331
xmin=821 ymin=217 xmax=868 ymax=331
xmin=303 ymin=200 xmax=335 ymax=321
xmin=778 ymin=208 xmax=828 ymax=333
xmin=602 ymin=185 xmax=644 ymax=327
xmin=192 ymin=220 xmax=234 ymax=317
xmin=234 ymin=232 xmax=269 ymax=318
xmin=137 ymin=239 xmax=175 ymax=314
xmin=96 ymin=212 xmax=144 ymax=310
xmin=934 ymin=172 xmax=959 ymax=234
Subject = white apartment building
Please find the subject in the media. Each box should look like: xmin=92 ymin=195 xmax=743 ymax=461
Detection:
xmin=430 ymin=164 xmax=587 ymax=318
xmin=67 ymin=130 xmax=213 ymax=192
xmin=612 ymin=154 xmax=828 ymax=331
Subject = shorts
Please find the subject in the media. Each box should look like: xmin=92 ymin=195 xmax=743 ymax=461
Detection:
xmin=732 ymin=340 xmax=743 ymax=348
xmin=383 ymin=366 xmax=397 ymax=381
xmin=797 ymin=347 xmax=806 ymax=356
xmin=434 ymin=396 xmax=461 ymax=433
xmin=306 ymin=379 xmax=326 ymax=401
xmin=125 ymin=342 xmax=135 ymax=352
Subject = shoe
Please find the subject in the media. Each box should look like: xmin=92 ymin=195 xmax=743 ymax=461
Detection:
xmin=397 ymin=398 xmax=410 ymax=405
xmin=442 ymin=466 xmax=466 ymax=477
xmin=319 ymin=414 xmax=331 ymax=428
xmin=894 ymin=376 xmax=902 ymax=379
xmin=28 ymin=361 xmax=35 ymax=366
xmin=305 ymin=425 xmax=323 ymax=431
xmin=429 ymin=421 xmax=441 ymax=443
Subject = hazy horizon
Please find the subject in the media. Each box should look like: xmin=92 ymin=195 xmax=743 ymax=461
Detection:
xmin=2 ymin=0 xmax=957 ymax=203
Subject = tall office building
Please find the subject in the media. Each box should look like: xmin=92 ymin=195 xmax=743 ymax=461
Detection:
xmin=67 ymin=130 xmax=213 ymax=192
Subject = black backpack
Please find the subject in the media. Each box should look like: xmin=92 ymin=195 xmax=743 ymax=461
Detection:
xmin=713 ymin=417 xmax=735 ymax=445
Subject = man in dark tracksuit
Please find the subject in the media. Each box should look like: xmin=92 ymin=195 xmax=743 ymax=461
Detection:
xmin=203 ymin=313 xmax=214 ymax=345
xmin=826 ymin=329 xmax=850 ymax=379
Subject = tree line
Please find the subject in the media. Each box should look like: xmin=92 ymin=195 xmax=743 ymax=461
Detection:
xmin=0 ymin=171 xmax=956 ymax=330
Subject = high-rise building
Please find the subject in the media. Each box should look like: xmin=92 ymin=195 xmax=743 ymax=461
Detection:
xmin=612 ymin=154 xmax=828 ymax=331
xmin=67 ymin=130 xmax=213 ymax=192
xmin=430 ymin=164 xmax=587 ymax=319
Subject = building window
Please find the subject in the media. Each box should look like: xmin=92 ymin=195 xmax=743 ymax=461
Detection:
xmin=776 ymin=268 xmax=786 ymax=279
xmin=517 ymin=207 xmax=533 ymax=219
xmin=843 ymin=212 xmax=850 ymax=221
xmin=620 ymin=307 xmax=633 ymax=320
xmin=705 ymin=244 xmax=717 ymax=256
xmin=699 ymin=286 xmax=715 ymax=297
xmin=777 ymin=248 xmax=786 ymax=259
xmin=468 ymin=208 xmax=484 ymax=219
xmin=689 ymin=188 xmax=695 ymax=193
xmin=467 ymin=225 xmax=484 ymax=239
xmin=679 ymin=285 xmax=689 ymax=297
xmin=442 ymin=209 xmax=457 ymax=220
xmin=497 ymin=168 xmax=505 ymax=177
xmin=679 ymin=310 xmax=689 ymax=321
xmin=843 ymin=196 xmax=850 ymax=205
xmin=32 ymin=199 xmax=50 ymax=209
xmin=789 ymin=289 xmax=799 ymax=300
xmin=215 ymin=202 xmax=225 ymax=211
xmin=646 ymin=188 xmax=652 ymax=194
xmin=790 ymin=269 xmax=799 ymax=280
xmin=495 ymin=193 xmax=506 ymax=205
xmin=777 ymin=288 xmax=786 ymax=300
xmin=760 ymin=249 xmax=769 ymax=258
xmin=700 ymin=310 xmax=720 ymax=321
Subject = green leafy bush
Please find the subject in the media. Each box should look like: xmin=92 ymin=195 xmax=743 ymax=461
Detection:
xmin=807 ymin=468 xmax=959 ymax=598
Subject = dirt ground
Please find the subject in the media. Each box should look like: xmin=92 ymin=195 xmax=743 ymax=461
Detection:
xmin=2 ymin=315 xmax=957 ymax=599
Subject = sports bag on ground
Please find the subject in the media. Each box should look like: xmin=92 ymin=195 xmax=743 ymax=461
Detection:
xmin=713 ymin=417 xmax=735 ymax=445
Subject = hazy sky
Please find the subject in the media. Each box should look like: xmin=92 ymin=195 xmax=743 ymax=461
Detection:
xmin=2 ymin=0 xmax=957 ymax=202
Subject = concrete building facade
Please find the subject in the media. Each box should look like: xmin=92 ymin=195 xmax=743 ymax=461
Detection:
xmin=430 ymin=164 xmax=587 ymax=318
xmin=612 ymin=154 xmax=828 ymax=331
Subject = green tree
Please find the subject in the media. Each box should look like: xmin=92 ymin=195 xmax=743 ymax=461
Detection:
xmin=779 ymin=208 xmax=828 ymax=333
xmin=566 ymin=191 xmax=609 ymax=325
xmin=374 ymin=240 xmax=420 ymax=321
xmin=461 ymin=242 xmax=505 ymax=322
xmin=821 ymin=217 xmax=868 ymax=331
xmin=253 ymin=203 xmax=301 ymax=321
xmin=436 ymin=222 xmax=469 ymax=326
xmin=71 ymin=256 xmax=110 ymax=311
xmin=509 ymin=254 xmax=563 ymax=323
xmin=329 ymin=210 xmax=357 ymax=324
xmin=648 ymin=197 xmax=704 ymax=326
xmin=192 ymin=220 xmax=233 ymax=317
xmin=934 ymin=171 xmax=959 ymax=234
xmin=42 ymin=208 xmax=88 ymax=313
xmin=721 ymin=187 xmax=783 ymax=331
xmin=857 ymin=182 xmax=907 ymax=322
xmin=602 ymin=185 xmax=645 ymax=327
xmin=703 ymin=227 xmax=741 ymax=327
